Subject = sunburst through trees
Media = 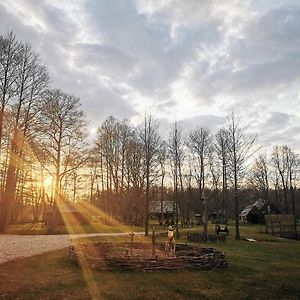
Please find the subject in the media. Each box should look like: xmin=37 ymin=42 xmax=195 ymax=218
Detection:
xmin=0 ymin=32 xmax=299 ymax=240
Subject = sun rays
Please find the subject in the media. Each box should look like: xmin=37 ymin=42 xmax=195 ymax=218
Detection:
xmin=55 ymin=199 xmax=150 ymax=299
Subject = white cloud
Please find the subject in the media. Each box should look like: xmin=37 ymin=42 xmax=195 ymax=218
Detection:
xmin=0 ymin=0 xmax=299 ymax=151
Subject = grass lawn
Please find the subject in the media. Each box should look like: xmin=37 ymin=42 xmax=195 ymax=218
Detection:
xmin=5 ymin=222 xmax=143 ymax=235
xmin=0 ymin=223 xmax=299 ymax=299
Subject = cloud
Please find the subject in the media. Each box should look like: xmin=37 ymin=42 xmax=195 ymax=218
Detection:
xmin=83 ymin=0 xmax=219 ymax=100
xmin=183 ymin=3 xmax=300 ymax=110
xmin=73 ymin=43 xmax=138 ymax=79
xmin=0 ymin=0 xmax=299 ymax=152
xmin=183 ymin=114 xmax=226 ymax=134
xmin=255 ymin=111 xmax=300 ymax=152
xmin=0 ymin=0 xmax=136 ymax=128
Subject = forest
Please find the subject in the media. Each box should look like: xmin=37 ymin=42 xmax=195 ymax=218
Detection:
xmin=0 ymin=31 xmax=299 ymax=238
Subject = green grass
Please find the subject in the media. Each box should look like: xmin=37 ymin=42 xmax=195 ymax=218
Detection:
xmin=6 ymin=222 xmax=143 ymax=235
xmin=0 ymin=223 xmax=299 ymax=299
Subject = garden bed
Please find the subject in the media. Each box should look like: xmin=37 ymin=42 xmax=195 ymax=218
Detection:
xmin=69 ymin=242 xmax=227 ymax=271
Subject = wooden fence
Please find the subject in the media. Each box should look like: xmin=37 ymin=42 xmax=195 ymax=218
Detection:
xmin=265 ymin=214 xmax=298 ymax=239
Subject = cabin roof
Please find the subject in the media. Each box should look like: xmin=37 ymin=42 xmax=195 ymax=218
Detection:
xmin=239 ymin=199 xmax=266 ymax=217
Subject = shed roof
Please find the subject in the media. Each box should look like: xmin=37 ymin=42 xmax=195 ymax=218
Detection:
xmin=240 ymin=199 xmax=266 ymax=217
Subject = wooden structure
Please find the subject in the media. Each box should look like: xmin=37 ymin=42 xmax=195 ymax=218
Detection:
xmin=265 ymin=214 xmax=298 ymax=239
xmin=216 ymin=224 xmax=229 ymax=235
xmin=240 ymin=199 xmax=280 ymax=224
xmin=68 ymin=243 xmax=227 ymax=271
xmin=44 ymin=202 xmax=88 ymax=226
xmin=149 ymin=200 xmax=174 ymax=225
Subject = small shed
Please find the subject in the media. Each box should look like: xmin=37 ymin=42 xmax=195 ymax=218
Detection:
xmin=240 ymin=199 xmax=280 ymax=224
xmin=149 ymin=200 xmax=174 ymax=225
xmin=44 ymin=202 xmax=89 ymax=226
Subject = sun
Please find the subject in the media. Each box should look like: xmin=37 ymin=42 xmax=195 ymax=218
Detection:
xmin=43 ymin=176 xmax=53 ymax=189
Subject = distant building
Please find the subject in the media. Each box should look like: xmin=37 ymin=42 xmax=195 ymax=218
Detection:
xmin=149 ymin=200 xmax=174 ymax=225
xmin=44 ymin=202 xmax=89 ymax=226
xmin=239 ymin=199 xmax=280 ymax=224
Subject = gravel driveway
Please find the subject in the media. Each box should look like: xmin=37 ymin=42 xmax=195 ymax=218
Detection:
xmin=0 ymin=232 xmax=140 ymax=265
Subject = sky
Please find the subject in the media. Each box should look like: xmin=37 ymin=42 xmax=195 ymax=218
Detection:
xmin=0 ymin=0 xmax=300 ymax=152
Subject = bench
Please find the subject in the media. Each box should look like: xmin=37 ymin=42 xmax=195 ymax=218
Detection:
xmin=216 ymin=224 xmax=229 ymax=235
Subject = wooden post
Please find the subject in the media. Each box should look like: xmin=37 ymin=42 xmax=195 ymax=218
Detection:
xmin=130 ymin=232 xmax=135 ymax=258
xmin=152 ymin=226 xmax=156 ymax=257
xmin=202 ymin=193 xmax=208 ymax=241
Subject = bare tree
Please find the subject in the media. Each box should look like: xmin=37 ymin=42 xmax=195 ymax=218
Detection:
xmin=124 ymin=132 xmax=146 ymax=225
xmin=185 ymin=156 xmax=195 ymax=227
xmin=94 ymin=117 xmax=135 ymax=220
xmin=215 ymin=128 xmax=230 ymax=221
xmin=189 ymin=127 xmax=211 ymax=199
xmin=138 ymin=113 xmax=160 ymax=236
xmin=169 ymin=122 xmax=185 ymax=238
xmin=208 ymin=146 xmax=222 ymax=222
xmin=0 ymin=32 xmax=20 ymax=155
xmin=36 ymin=89 xmax=87 ymax=215
xmin=272 ymin=146 xmax=289 ymax=214
xmin=226 ymin=113 xmax=257 ymax=240
xmin=189 ymin=126 xmax=211 ymax=237
xmin=158 ymin=140 xmax=167 ymax=227
xmin=272 ymin=145 xmax=300 ymax=216
xmin=250 ymin=154 xmax=270 ymax=201
xmin=95 ymin=116 xmax=121 ymax=216
xmin=286 ymin=148 xmax=300 ymax=217
xmin=0 ymin=39 xmax=48 ymax=232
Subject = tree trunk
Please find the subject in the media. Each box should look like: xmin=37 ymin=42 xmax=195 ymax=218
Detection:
xmin=234 ymin=170 xmax=240 ymax=240
xmin=160 ymin=171 xmax=164 ymax=228
xmin=145 ymin=162 xmax=150 ymax=236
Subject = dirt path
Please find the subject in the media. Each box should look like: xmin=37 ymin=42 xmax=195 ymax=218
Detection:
xmin=0 ymin=232 xmax=142 ymax=265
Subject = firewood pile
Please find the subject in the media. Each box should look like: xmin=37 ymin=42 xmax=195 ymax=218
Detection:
xmin=68 ymin=242 xmax=227 ymax=271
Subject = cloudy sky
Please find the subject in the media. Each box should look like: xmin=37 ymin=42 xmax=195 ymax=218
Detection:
xmin=1 ymin=0 xmax=299 ymax=151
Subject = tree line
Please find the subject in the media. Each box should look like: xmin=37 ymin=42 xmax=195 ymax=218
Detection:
xmin=0 ymin=32 xmax=86 ymax=232
xmin=0 ymin=32 xmax=299 ymax=239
